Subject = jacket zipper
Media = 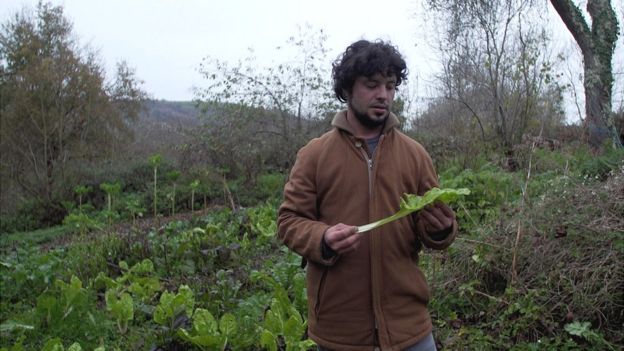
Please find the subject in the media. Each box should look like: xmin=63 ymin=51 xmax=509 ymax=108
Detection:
xmin=355 ymin=141 xmax=373 ymax=198
xmin=355 ymin=137 xmax=381 ymax=346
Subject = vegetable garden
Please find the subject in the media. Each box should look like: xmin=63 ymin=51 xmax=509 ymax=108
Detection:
xmin=1 ymin=146 xmax=623 ymax=350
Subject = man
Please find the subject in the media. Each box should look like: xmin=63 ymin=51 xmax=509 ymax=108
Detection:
xmin=277 ymin=39 xmax=457 ymax=351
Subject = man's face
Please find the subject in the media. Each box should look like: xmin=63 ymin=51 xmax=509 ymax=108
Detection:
xmin=347 ymin=73 xmax=396 ymax=129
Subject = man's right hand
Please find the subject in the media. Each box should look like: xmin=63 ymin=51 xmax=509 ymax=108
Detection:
xmin=323 ymin=223 xmax=360 ymax=254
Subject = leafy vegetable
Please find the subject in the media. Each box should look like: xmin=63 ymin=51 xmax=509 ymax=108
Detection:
xmin=357 ymin=187 xmax=470 ymax=233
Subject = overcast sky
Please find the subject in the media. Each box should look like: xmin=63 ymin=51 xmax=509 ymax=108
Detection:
xmin=2 ymin=0 xmax=622 ymax=119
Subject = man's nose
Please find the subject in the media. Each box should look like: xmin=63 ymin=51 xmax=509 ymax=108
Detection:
xmin=375 ymin=86 xmax=388 ymax=100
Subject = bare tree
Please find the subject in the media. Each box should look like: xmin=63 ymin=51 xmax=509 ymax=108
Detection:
xmin=425 ymin=0 xmax=564 ymax=152
xmin=193 ymin=25 xmax=338 ymax=180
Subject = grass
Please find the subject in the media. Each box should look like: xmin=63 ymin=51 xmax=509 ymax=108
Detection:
xmin=0 ymin=225 xmax=71 ymax=249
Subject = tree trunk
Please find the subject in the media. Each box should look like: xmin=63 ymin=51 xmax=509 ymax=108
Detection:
xmin=549 ymin=0 xmax=622 ymax=151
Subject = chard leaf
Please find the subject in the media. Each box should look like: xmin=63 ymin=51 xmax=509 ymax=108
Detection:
xmin=357 ymin=187 xmax=470 ymax=233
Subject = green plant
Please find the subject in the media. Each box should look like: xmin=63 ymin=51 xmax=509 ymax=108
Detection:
xmin=358 ymin=187 xmax=470 ymax=233
xmin=105 ymin=290 xmax=133 ymax=334
xmin=253 ymin=272 xmax=315 ymax=351
xmin=123 ymin=194 xmax=146 ymax=227
xmin=99 ymin=182 xmax=121 ymax=213
xmin=73 ymin=185 xmax=92 ymax=212
xmin=62 ymin=212 xmax=102 ymax=236
xmin=99 ymin=181 xmax=122 ymax=225
xmin=190 ymin=179 xmax=200 ymax=212
xmin=40 ymin=338 xmax=83 ymax=351
xmin=94 ymin=259 xmax=161 ymax=303
xmin=565 ymin=321 xmax=616 ymax=350
xmin=154 ymin=285 xmax=195 ymax=338
xmin=177 ymin=309 xmax=237 ymax=350
xmin=29 ymin=275 xmax=109 ymax=348
xmin=149 ymin=154 xmax=163 ymax=218
xmin=166 ymin=170 xmax=182 ymax=216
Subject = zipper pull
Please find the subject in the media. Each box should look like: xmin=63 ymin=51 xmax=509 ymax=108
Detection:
xmin=368 ymin=159 xmax=373 ymax=169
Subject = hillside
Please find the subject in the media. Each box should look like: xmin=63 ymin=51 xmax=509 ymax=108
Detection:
xmin=124 ymin=100 xmax=202 ymax=164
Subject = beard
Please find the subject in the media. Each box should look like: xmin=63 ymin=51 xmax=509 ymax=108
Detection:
xmin=349 ymin=102 xmax=389 ymax=129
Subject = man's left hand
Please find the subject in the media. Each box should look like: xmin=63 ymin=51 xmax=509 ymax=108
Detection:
xmin=419 ymin=201 xmax=456 ymax=234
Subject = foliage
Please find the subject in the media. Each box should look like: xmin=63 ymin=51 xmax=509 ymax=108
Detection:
xmin=428 ymin=153 xmax=623 ymax=349
xmin=253 ymin=271 xmax=315 ymax=351
xmin=2 ymin=142 xmax=623 ymax=349
xmin=0 ymin=2 xmax=145 ymax=223
xmin=177 ymin=309 xmax=236 ymax=350
xmin=194 ymin=25 xmax=337 ymax=181
xmin=440 ymin=163 xmax=520 ymax=229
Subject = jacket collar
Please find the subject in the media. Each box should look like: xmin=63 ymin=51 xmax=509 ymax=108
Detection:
xmin=331 ymin=110 xmax=400 ymax=137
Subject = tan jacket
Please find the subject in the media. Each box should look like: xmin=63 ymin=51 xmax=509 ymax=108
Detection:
xmin=278 ymin=111 xmax=457 ymax=350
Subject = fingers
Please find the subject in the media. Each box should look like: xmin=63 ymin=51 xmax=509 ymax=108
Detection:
xmin=324 ymin=223 xmax=360 ymax=254
xmin=420 ymin=202 xmax=455 ymax=232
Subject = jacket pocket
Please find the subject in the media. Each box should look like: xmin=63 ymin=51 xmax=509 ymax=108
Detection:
xmin=314 ymin=268 xmax=329 ymax=320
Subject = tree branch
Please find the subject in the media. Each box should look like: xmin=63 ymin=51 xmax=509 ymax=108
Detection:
xmin=549 ymin=0 xmax=592 ymax=54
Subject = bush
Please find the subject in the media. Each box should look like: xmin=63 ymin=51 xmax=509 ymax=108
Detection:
xmin=0 ymin=200 xmax=65 ymax=234
xmin=429 ymin=165 xmax=624 ymax=349
xmin=439 ymin=163 xmax=521 ymax=229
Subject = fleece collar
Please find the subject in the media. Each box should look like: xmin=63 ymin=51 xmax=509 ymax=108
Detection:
xmin=330 ymin=110 xmax=400 ymax=136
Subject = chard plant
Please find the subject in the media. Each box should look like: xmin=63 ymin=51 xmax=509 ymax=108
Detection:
xmin=154 ymin=285 xmax=195 ymax=338
xmin=190 ymin=179 xmax=200 ymax=212
xmin=357 ymin=187 xmax=471 ymax=233
xmin=105 ymin=289 xmax=133 ymax=334
xmin=253 ymin=271 xmax=315 ymax=351
xmin=62 ymin=212 xmax=101 ymax=237
xmin=99 ymin=182 xmax=121 ymax=213
xmin=94 ymin=259 xmax=161 ymax=303
xmin=166 ymin=170 xmax=181 ymax=216
xmin=73 ymin=185 xmax=92 ymax=212
xmin=99 ymin=181 xmax=122 ymax=225
xmin=35 ymin=275 xmax=88 ymax=332
xmin=177 ymin=309 xmax=237 ymax=350
xmin=149 ymin=154 xmax=162 ymax=218
xmin=124 ymin=194 xmax=145 ymax=227
xmin=40 ymin=339 xmax=84 ymax=351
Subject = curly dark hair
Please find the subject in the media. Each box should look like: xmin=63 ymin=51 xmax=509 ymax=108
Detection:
xmin=332 ymin=39 xmax=408 ymax=103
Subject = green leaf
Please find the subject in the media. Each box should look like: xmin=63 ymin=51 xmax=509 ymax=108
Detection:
xmin=178 ymin=330 xmax=226 ymax=348
xmin=192 ymin=308 xmax=219 ymax=335
xmin=131 ymin=259 xmax=154 ymax=274
xmin=260 ymin=330 xmax=278 ymax=351
xmin=41 ymin=339 xmax=64 ymax=351
xmin=36 ymin=294 xmax=58 ymax=314
xmin=218 ymin=313 xmax=237 ymax=337
xmin=565 ymin=321 xmax=591 ymax=337
xmin=153 ymin=291 xmax=174 ymax=325
xmin=283 ymin=315 xmax=304 ymax=341
xmin=56 ymin=275 xmax=83 ymax=306
xmin=66 ymin=343 xmax=82 ymax=351
xmin=154 ymin=285 xmax=194 ymax=326
xmin=107 ymin=291 xmax=134 ymax=322
xmin=93 ymin=272 xmax=119 ymax=290
xmin=358 ymin=187 xmax=470 ymax=233
xmin=0 ymin=320 xmax=34 ymax=333
xmin=264 ymin=309 xmax=282 ymax=334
